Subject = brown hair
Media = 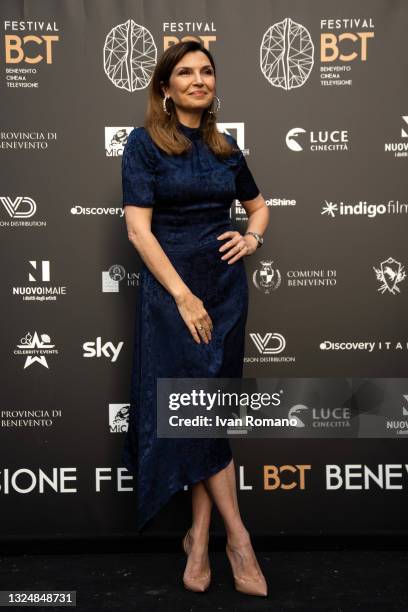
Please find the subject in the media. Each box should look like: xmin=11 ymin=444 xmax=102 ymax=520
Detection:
xmin=143 ymin=41 xmax=237 ymax=157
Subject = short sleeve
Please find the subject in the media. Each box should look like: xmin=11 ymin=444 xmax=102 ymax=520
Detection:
xmin=121 ymin=128 xmax=156 ymax=208
xmin=228 ymin=135 xmax=260 ymax=202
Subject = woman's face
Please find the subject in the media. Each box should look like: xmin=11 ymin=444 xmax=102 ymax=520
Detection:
xmin=163 ymin=51 xmax=216 ymax=113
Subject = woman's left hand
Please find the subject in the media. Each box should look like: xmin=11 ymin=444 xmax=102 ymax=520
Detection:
xmin=217 ymin=230 xmax=258 ymax=264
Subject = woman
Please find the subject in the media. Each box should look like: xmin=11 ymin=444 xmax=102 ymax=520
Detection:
xmin=121 ymin=40 xmax=270 ymax=597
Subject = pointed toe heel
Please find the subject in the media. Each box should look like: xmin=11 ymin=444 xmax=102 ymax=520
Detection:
xmin=182 ymin=527 xmax=211 ymax=593
xmin=232 ymin=574 xmax=268 ymax=597
xmin=182 ymin=572 xmax=211 ymax=593
xmin=226 ymin=542 xmax=268 ymax=597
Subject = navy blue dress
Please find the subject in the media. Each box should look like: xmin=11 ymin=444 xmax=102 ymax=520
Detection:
xmin=121 ymin=119 xmax=260 ymax=531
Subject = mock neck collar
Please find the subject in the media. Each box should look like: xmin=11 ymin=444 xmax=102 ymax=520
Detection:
xmin=176 ymin=119 xmax=203 ymax=140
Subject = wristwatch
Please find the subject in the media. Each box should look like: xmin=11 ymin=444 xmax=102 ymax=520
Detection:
xmin=245 ymin=231 xmax=264 ymax=248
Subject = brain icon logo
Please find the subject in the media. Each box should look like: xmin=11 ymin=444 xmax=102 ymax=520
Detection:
xmin=103 ymin=19 xmax=157 ymax=92
xmin=260 ymin=17 xmax=314 ymax=90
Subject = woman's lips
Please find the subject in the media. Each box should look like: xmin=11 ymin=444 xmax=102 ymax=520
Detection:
xmin=189 ymin=91 xmax=207 ymax=96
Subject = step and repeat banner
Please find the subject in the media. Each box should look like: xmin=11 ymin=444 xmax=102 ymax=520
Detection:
xmin=1 ymin=0 xmax=407 ymax=540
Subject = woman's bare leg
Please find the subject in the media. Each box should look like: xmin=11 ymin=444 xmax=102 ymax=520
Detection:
xmin=203 ymin=458 xmax=265 ymax=582
xmin=184 ymin=481 xmax=212 ymax=578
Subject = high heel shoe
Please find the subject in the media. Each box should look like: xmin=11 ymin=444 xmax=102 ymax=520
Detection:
xmin=182 ymin=527 xmax=211 ymax=592
xmin=226 ymin=541 xmax=268 ymax=597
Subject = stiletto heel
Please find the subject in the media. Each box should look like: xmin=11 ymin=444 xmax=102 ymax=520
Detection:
xmin=226 ymin=541 xmax=268 ymax=597
xmin=182 ymin=527 xmax=211 ymax=592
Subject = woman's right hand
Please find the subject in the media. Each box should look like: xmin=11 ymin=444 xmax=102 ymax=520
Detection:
xmin=174 ymin=291 xmax=213 ymax=344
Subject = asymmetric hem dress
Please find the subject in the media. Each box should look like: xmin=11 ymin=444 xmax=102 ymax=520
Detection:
xmin=121 ymin=119 xmax=260 ymax=531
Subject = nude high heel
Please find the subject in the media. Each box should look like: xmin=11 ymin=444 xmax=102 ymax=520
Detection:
xmin=226 ymin=541 xmax=268 ymax=597
xmin=182 ymin=527 xmax=211 ymax=592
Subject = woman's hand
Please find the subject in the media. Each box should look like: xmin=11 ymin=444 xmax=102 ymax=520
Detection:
xmin=217 ymin=230 xmax=258 ymax=264
xmin=174 ymin=291 xmax=213 ymax=344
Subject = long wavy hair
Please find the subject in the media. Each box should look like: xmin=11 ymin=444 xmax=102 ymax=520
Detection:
xmin=144 ymin=41 xmax=237 ymax=158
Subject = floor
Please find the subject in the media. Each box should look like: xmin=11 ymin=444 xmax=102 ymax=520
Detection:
xmin=0 ymin=536 xmax=407 ymax=611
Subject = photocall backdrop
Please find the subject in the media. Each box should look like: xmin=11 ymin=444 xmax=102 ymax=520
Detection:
xmin=1 ymin=0 xmax=407 ymax=540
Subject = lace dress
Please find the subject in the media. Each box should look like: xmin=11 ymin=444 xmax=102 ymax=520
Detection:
xmin=121 ymin=119 xmax=260 ymax=530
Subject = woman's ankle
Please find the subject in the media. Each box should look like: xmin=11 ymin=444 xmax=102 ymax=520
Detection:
xmin=226 ymin=525 xmax=250 ymax=547
xmin=189 ymin=524 xmax=210 ymax=546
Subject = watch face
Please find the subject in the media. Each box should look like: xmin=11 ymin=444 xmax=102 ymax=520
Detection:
xmin=246 ymin=232 xmax=263 ymax=246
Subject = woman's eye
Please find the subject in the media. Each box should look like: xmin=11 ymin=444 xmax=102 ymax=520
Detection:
xmin=179 ymin=69 xmax=213 ymax=75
